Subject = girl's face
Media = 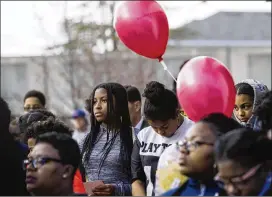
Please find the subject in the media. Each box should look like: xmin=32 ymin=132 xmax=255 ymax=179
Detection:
xmin=93 ymin=88 xmax=108 ymax=122
xmin=234 ymin=94 xmax=254 ymax=123
xmin=147 ymin=114 xmax=180 ymax=137
xmin=177 ymin=122 xmax=215 ymax=178
xmin=216 ymin=160 xmax=267 ymax=196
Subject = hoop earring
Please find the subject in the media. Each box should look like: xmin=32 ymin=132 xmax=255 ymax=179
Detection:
xmin=120 ymin=116 xmax=122 ymax=123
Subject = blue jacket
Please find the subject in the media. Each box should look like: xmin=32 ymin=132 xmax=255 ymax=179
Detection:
xmin=162 ymin=178 xmax=224 ymax=196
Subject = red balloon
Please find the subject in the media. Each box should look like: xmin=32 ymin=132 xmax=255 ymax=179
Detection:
xmin=114 ymin=1 xmax=169 ymax=59
xmin=176 ymin=56 xmax=235 ymax=122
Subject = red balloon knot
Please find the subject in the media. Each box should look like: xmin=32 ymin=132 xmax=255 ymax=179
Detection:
xmin=158 ymin=57 xmax=163 ymax=62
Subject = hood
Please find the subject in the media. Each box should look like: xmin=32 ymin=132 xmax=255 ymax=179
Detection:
xmin=234 ymin=79 xmax=269 ymax=130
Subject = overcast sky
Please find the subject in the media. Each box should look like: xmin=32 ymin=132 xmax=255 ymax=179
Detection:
xmin=1 ymin=1 xmax=271 ymax=57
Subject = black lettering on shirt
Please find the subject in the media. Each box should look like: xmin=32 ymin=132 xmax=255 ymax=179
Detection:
xmin=147 ymin=143 xmax=153 ymax=152
xmin=142 ymin=143 xmax=148 ymax=152
xmin=141 ymin=141 xmax=145 ymax=148
xmin=153 ymin=144 xmax=161 ymax=152
xmin=161 ymin=143 xmax=169 ymax=150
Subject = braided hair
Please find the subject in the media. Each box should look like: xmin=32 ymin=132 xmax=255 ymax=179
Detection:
xmin=83 ymin=82 xmax=133 ymax=176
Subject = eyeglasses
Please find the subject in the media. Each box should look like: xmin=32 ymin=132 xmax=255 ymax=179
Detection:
xmin=24 ymin=157 xmax=63 ymax=170
xmin=24 ymin=106 xmax=42 ymax=112
xmin=176 ymin=140 xmax=214 ymax=152
xmin=214 ymin=163 xmax=262 ymax=188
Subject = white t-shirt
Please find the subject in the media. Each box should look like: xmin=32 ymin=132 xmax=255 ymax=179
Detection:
xmin=155 ymin=118 xmax=194 ymax=195
xmin=131 ymin=117 xmax=194 ymax=196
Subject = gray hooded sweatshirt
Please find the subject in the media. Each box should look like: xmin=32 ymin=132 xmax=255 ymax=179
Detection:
xmin=234 ymin=79 xmax=269 ymax=131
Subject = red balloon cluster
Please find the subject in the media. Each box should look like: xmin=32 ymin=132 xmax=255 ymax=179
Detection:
xmin=176 ymin=56 xmax=236 ymax=122
xmin=114 ymin=1 xmax=169 ymax=60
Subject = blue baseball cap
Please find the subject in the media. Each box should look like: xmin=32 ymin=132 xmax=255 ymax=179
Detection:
xmin=72 ymin=109 xmax=86 ymax=119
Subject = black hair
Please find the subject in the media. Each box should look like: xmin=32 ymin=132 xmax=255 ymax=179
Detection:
xmin=0 ymin=97 xmax=28 ymax=195
xmin=254 ymin=90 xmax=272 ymax=131
xmin=214 ymin=127 xmax=272 ymax=168
xmin=36 ymin=132 xmax=80 ymax=176
xmin=0 ymin=98 xmax=11 ymax=131
xmin=25 ymin=116 xmax=73 ymax=141
xmin=124 ymin=85 xmax=141 ymax=102
xmin=18 ymin=109 xmax=56 ymax=141
xmin=83 ymin=82 xmax=133 ymax=176
xmin=235 ymin=83 xmax=254 ymax=101
xmin=173 ymin=59 xmax=191 ymax=93
xmin=143 ymin=81 xmax=178 ymax=121
xmin=24 ymin=90 xmax=46 ymax=106
xmin=200 ymin=113 xmax=243 ymax=137
xmin=19 ymin=109 xmax=55 ymax=131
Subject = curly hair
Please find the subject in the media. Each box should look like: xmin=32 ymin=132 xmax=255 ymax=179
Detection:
xmin=25 ymin=116 xmax=73 ymax=141
xmin=18 ymin=109 xmax=56 ymax=134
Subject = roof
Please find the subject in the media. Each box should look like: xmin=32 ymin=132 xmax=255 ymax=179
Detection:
xmin=172 ymin=11 xmax=271 ymax=40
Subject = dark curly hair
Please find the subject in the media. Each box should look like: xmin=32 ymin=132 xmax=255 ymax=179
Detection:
xmin=25 ymin=116 xmax=73 ymax=141
xmin=18 ymin=109 xmax=55 ymax=134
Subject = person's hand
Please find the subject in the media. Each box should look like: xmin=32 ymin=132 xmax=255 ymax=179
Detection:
xmin=92 ymin=184 xmax=115 ymax=196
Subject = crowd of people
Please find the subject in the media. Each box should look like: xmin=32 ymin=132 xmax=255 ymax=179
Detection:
xmin=1 ymin=69 xmax=272 ymax=196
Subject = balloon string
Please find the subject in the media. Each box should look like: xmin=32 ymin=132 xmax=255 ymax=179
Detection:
xmin=159 ymin=60 xmax=177 ymax=82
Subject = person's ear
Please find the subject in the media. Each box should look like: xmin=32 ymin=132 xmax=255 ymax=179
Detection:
xmin=62 ymin=165 xmax=74 ymax=179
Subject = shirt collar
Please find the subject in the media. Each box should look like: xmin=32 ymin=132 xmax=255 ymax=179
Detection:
xmin=135 ymin=117 xmax=144 ymax=130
